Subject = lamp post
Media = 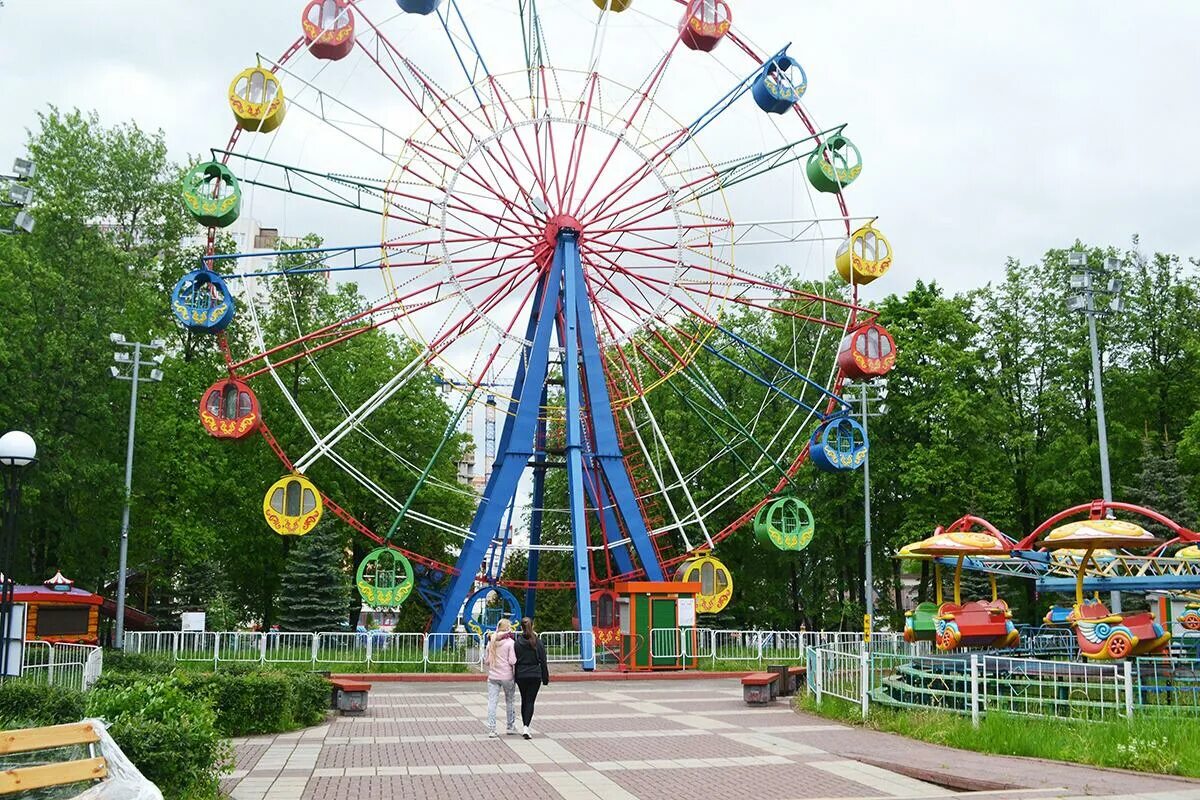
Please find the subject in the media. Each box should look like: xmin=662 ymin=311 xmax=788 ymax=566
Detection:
xmin=1066 ymin=251 xmax=1125 ymax=611
xmin=1 ymin=156 xmax=36 ymax=235
xmin=850 ymin=381 xmax=887 ymax=636
xmin=0 ymin=431 xmax=37 ymax=679
xmin=110 ymin=334 xmax=165 ymax=649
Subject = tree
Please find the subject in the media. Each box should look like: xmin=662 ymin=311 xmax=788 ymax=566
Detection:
xmin=275 ymin=521 xmax=353 ymax=632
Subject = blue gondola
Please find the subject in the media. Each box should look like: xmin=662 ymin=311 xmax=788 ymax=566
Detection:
xmin=397 ymin=0 xmax=440 ymax=14
xmin=462 ymin=585 xmax=522 ymax=636
xmin=809 ymin=415 xmax=868 ymax=472
xmin=752 ymin=50 xmax=807 ymax=114
xmin=170 ymin=269 xmax=235 ymax=333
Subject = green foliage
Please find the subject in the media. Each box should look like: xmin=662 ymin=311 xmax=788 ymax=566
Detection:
xmin=0 ymin=680 xmax=86 ymax=728
xmin=87 ymin=678 xmax=230 ymax=800
xmin=102 ymin=650 xmax=177 ymax=675
xmin=178 ymin=672 xmax=294 ymax=736
xmin=96 ymin=667 xmax=331 ymax=735
xmin=801 ymin=694 xmax=1200 ymax=778
xmin=276 ymin=520 xmax=354 ymax=632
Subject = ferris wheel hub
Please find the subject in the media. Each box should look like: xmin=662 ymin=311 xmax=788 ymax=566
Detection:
xmin=543 ymin=214 xmax=584 ymax=247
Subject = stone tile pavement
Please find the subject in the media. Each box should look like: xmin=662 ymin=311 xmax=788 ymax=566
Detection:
xmin=222 ymin=679 xmax=1200 ymax=800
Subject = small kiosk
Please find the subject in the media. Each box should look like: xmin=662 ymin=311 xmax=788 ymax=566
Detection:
xmin=613 ymin=581 xmax=701 ymax=671
xmin=15 ymin=572 xmax=102 ymax=646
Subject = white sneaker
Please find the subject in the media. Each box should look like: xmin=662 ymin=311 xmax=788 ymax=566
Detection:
xmin=487 ymin=729 xmax=498 ymax=738
xmin=505 ymin=728 xmax=519 ymax=736
xmin=522 ymin=725 xmax=531 ymax=740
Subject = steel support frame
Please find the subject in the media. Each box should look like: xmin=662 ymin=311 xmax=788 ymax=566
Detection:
xmin=432 ymin=230 xmax=661 ymax=668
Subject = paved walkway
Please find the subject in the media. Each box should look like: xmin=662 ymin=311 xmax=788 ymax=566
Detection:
xmin=223 ymin=679 xmax=1200 ymax=800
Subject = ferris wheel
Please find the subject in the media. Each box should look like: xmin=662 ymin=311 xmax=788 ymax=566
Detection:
xmin=171 ymin=0 xmax=896 ymax=663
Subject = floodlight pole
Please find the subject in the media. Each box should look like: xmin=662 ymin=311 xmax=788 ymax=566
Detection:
xmin=110 ymin=336 xmax=164 ymax=648
xmin=1068 ymin=253 xmax=1122 ymax=612
xmin=861 ymin=385 xmax=874 ymax=629
xmin=116 ymin=342 xmax=140 ymax=650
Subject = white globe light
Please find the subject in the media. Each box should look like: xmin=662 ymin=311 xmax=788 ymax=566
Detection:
xmin=0 ymin=431 xmax=37 ymax=468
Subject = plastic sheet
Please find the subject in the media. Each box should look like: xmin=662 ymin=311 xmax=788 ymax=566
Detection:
xmin=72 ymin=718 xmax=162 ymax=800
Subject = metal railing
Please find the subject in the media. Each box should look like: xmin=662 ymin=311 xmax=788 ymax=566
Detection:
xmin=20 ymin=642 xmax=103 ymax=692
xmin=807 ymin=637 xmax=1200 ymax=725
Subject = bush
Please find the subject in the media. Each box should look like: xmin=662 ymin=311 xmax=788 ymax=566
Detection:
xmin=288 ymin=671 xmax=331 ymax=728
xmin=87 ymin=678 xmax=230 ymax=800
xmin=174 ymin=670 xmax=329 ymax=736
xmin=0 ymin=679 xmax=86 ymax=727
xmin=102 ymin=650 xmax=177 ymax=675
xmin=179 ymin=671 xmax=292 ymax=736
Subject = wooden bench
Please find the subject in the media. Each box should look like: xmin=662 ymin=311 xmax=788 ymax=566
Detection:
xmin=741 ymin=672 xmax=779 ymax=706
xmin=788 ymin=665 xmax=807 ymax=695
xmin=329 ymin=677 xmax=372 ymax=715
xmin=0 ymin=721 xmax=106 ymax=795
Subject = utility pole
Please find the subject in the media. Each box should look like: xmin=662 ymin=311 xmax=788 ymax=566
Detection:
xmin=1067 ymin=252 xmax=1125 ymax=611
xmin=110 ymin=334 xmax=165 ymax=648
xmin=853 ymin=381 xmax=887 ymax=634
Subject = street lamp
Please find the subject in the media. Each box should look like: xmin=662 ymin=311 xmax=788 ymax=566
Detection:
xmin=1067 ymin=251 xmax=1124 ymax=610
xmin=110 ymin=335 xmax=166 ymax=648
xmin=0 ymin=431 xmax=37 ymax=678
xmin=848 ymin=380 xmax=887 ymax=636
xmin=2 ymin=156 xmax=35 ymax=235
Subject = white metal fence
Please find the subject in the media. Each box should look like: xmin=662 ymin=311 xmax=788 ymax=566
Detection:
xmin=805 ymin=637 xmax=1194 ymax=725
xmin=21 ymin=641 xmax=103 ymax=692
xmin=124 ymin=629 xmax=599 ymax=671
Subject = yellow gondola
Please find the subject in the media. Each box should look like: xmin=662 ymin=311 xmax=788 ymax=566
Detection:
xmin=229 ymin=66 xmax=287 ymax=133
xmin=263 ymin=474 xmax=322 ymax=535
xmin=835 ymin=223 xmax=892 ymax=285
xmin=676 ymin=552 xmax=732 ymax=614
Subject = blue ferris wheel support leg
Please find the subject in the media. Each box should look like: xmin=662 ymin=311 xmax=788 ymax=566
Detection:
xmin=430 ymin=229 xmax=662 ymax=670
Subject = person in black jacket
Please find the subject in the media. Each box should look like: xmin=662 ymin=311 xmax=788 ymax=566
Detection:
xmin=513 ymin=616 xmax=549 ymax=739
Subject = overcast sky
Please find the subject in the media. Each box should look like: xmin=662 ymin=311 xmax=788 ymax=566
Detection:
xmin=2 ymin=1 xmax=1198 ymax=299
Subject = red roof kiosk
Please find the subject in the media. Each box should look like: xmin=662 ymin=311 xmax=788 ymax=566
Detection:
xmin=14 ymin=572 xmax=102 ymax=646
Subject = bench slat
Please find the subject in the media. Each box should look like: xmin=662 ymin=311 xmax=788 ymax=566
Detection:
xmin=741 ymin=672 xmax=779 ymax=685
xmin=0 ymin=722 xmax=99 ymax=755
xmin=0 ymin=757 xmax=107 ymax=794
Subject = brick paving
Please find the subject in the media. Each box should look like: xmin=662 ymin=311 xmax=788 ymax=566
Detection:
xmin=224 ymin=679 xmax=1200 ymax=800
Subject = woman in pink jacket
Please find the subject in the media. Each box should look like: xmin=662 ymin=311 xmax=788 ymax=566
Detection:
xmin=484 ymin=618 xmax=518 ymax=736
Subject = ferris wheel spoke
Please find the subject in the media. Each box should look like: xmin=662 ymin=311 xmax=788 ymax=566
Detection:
xmin=636 ymin=392 xmax=713 ymax=549
xmin=560 ymin=73 xmax=600 ymax=213
xmin=568 ymin=43 xmax=681 ymax=219
xmin=294 ymin=352 xmax=430 ymax=471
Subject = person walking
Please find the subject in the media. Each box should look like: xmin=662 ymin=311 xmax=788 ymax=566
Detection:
xmin=484 ymin=618 xmax=517 ymax=737
xmin=514 ymin=616 xmax=550 ymax=739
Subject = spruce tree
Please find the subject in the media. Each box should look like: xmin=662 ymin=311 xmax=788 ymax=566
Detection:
xmin=276 ymin=521 xmax=352 ymax=632
xmin=1131 ymin=437 xmax=1196 ymax=533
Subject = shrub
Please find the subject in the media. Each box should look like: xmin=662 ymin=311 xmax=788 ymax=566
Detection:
xmin=0 ymin=679 xmax=86 ymax=727
xmin=173 ymin=670 xmax=329 ymax=735
xmin=101 ymin=650 xmax=177 ymax=675
xmin=288 ymin=671 xmax=331 ymax=728
xmin=179 ymin=671 xmax=292 ymax=736
xmin=87 ymin=678 xmax=230 ymax=799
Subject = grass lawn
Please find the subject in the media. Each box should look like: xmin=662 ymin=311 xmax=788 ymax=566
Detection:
xmin=799 ymin=693 xmax=1200 ymax=778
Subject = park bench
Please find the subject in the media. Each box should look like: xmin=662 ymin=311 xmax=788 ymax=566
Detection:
xmin=766 ymin=664 xmax=806 ymax=696
xmin=741 ymin=671 xmax=779 ymax=705
xmin=329 ymin=677 xmax=372 ymax=715
xmin=0 ymin=721 xmax=106 ymax=794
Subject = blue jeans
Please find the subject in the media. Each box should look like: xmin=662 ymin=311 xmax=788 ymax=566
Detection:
xmin=487 ymin=679 xmax=516 ymax=732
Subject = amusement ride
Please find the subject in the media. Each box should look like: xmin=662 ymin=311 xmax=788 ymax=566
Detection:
xmin=170 ymin=0 xmax=896 ymax=667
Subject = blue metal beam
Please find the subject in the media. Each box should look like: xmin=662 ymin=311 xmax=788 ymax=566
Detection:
xmin=1038 ymin=576 xmax=1200 ymax=592
xmin=569 ymin=240 xmax=664 ymax=582
xmin=560 ymin=230 xmax=597 ymax=670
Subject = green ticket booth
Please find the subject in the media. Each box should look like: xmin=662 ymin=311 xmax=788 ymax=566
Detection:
xmin=614 ymin=581 xmax=701 ymax=671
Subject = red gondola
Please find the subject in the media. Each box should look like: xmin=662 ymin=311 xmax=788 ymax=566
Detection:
xmin=302 ymin=0 xmax=355 ymax=61
xmin=199 ymin=378 xmax=261 ymax=440
xmin=591 ymin=589 xmax=621 ymax=652
xmin=836 ymin=322 xmax=896 ymax=380
xmin=679 ymin=0 xmax=731 ymax=52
